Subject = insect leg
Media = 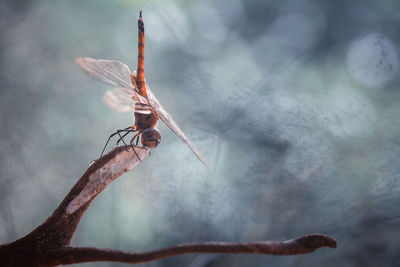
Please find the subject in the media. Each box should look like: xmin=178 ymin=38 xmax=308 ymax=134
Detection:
xmin=116 ymin=130 xmax=134 ymax=152
xmin=116 ymin=131 xmax=132 ymax=146
xmin=129 ymin=132 xmax=141 ymax=146
xmin=130 ymin=145 xmax=141 ymax=161
xmin=100 ymin=129 xmax=133 ymax=157
xmin=116 ymin=126 xmax=136 ymax=146
xmin=100 ymin=131 xmax=120 ymax=157
xmin=126 ymin=132 xmax=141 ymax=160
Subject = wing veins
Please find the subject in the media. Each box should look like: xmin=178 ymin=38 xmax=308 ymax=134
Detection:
xmin=146 ymin=85 xmax=210 ymax=168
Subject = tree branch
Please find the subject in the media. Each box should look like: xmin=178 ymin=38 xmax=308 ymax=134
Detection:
xmin=52 ymin=234 xmax=336 ymax=265
xmin=0 ymin=146 xmax=149 ymax=266
xmin=0 ymin=145 xmax=337 ymax=267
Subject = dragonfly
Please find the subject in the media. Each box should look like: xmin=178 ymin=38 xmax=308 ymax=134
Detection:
xmin=76 ymin=11 xmax=209 ymax=168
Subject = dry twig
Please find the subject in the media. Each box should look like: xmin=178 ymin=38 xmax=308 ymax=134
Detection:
xmin=0 ymin=146 xmax=336 ymax=266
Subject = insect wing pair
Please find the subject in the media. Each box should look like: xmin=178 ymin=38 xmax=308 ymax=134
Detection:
xmin=75 ymin=57 xmax=209 ymax=168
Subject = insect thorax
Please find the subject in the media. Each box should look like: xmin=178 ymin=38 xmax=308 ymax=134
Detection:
xmin=135 ymin=113 xmax=158 ymax=130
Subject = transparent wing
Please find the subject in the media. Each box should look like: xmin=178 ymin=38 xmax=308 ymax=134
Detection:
xmin=75 ymin=57 xmax=134 ymax=89
xmin=146 ymin=84 xmax=210 ymax=168
xmin=103 ymin=87 xmax=152 ymax=114
xmin=76 ymin=57 xmax=152 ymax=114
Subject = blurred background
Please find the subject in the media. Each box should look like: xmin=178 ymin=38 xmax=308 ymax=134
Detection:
xmin=1 ymin=0 xmax=400 ymax=266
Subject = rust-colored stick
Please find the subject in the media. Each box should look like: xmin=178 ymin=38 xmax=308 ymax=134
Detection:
xmin=137 ymin=11 xmax=146 ymax=97
xmin=51 ymin=234 xmax=337 ymax=265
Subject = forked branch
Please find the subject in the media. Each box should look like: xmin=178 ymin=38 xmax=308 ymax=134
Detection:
xmin=0 ymin=145 xmax=336 ymax=267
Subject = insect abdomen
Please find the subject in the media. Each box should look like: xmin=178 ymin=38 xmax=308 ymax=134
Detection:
xmin=137 ymin=12 xmax=146 ymax=97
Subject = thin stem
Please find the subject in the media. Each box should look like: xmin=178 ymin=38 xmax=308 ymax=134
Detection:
xmin=53 ymin=234 xmax=337 ymax=265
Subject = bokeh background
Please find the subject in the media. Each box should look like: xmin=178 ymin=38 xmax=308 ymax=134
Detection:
xmin=1 ymin=0 xmax=400 ymax=266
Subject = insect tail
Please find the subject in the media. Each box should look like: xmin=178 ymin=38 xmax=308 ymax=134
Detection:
xmin=137 ymin=11 xmax=146 ymax=97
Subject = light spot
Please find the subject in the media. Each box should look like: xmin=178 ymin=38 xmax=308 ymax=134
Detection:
xmin=347 ymin=33 xmax=399 ymax=88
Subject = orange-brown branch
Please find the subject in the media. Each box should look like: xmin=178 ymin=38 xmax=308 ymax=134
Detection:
xmin=33 ymin=234 xmax=337 ymax=266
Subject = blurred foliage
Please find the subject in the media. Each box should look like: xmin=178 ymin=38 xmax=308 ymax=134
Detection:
xmin=1 ymin=0 xmax=400 ymax=266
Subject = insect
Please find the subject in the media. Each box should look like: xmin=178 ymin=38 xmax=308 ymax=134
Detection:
xmin=76 ymin=11 xmax=209 ymax=168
